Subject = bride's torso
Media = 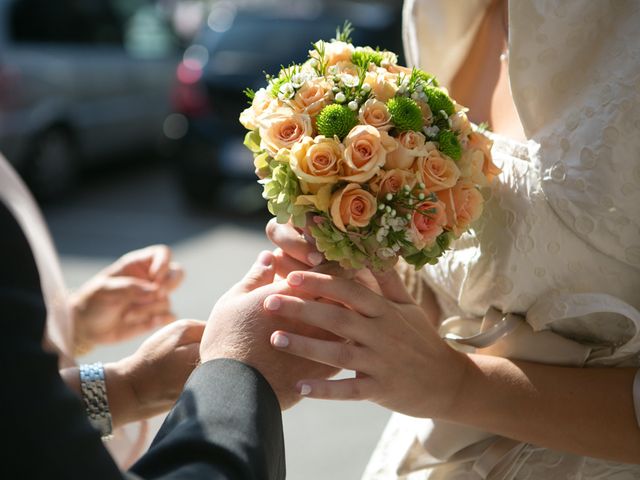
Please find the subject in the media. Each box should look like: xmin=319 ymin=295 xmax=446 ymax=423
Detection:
xmin=404 ymin=0 xmax=640 ymax=351
xmin=363 ymin=1 xmax=640 ymax=478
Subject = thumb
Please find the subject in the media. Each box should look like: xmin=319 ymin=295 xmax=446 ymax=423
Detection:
xmin=235 ymin=251 xmax=276 ymax=293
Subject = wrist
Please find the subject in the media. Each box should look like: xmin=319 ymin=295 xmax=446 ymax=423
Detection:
xmin=103 ymin=361 xmax=139 ymax=428
xmin=433 ymin=348 xmax=475 ymax=421
xmin=69 ymin=289 xmax=96 ymax=355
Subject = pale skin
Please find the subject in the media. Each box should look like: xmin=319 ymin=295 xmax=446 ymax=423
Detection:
xmin=262 ymin=0 xmax=640 ymax=465
xmin=61 ymin=244 xmax=192 ymax=428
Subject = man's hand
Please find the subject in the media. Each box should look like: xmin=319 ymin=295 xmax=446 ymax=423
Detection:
xmin=200 ymin=251 xmax=339 ymax=410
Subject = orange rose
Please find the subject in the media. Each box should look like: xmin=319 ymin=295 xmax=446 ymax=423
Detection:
xmin=364 ymin=68 xmax=398 ymax=102
xmin=290 ymin=136 xmax=343 ymax=186
xmin=291 ymin=79 xmax=333 ymax=116
xmin=341 ymin=125 xmax=397 ymax=182
xmin=358 ymin=99 xmax=392 ymax=132
xmin=409 ymin=199 xmax=447 ymax=249
xmin=258 ymin=108 xmax=312 ymax=156
xmin=311 ymin=40 xmax=354 ymax=66
xmin=414 ymin=150 xmax=461 ymax=191
xmin=330 ymin=183 xmax=377 ymax=232
xmin=386 ymin=130 xmax=429 ymax=169
xmin=437 ymin=182 xmax=484 ymax=237
xmin=239 ymin=88 xmax=278 ymax=130
xmin=369 ymin=168 xmax=416 ymax=197
xmin=467 ymin=132 xmax=501 ymax=183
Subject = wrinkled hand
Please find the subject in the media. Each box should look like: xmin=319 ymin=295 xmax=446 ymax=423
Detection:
xmin=265 ymin=269 xmax=469 ymax=419
xmin=106 ymin=319 xmax=204 ymax=427
xmin=200 ymin=251 xmax=339 ymax=410
xmin=70 ymin=245 xmax=184 ymax=353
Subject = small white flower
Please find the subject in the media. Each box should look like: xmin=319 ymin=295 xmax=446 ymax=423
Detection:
xmin=411 ymin=92 xmax=420 ymax=100
xmin=377 ymin=247 xmax=396 ymax=259
xmin=348 ymin=100 xmax=358 ymax=111
xmin=378 ymin=203 xmax=385 ymax=211
xmin=341 ymin=74 xmax=359 ymax=88
xmin=405 ymin=213 xmax=412 ymax=220
xmin=335 ymin=92 xmax=346 ymax=103
xmin=385 ymin=193 xmax=393 ymax=201
xmin=361 ymin=83 xmax=371 ymax=93
xmin=397 ymin=86 xmax=406 ymax=95
xmin=416 ymin=84 xmax=423 ymax=93
xmin=423 ymin=125 xmax=440 ymax=137
xmin=392 ymin=243 xmax=401 ymax=252
xmin=385 ymin=205 xmax=392 ymax=213
xmin=418 ymin=192 xmax=425 ymax=200
xmin=390 ymin=209 xmax=396 ymax=217
xmin=291 ymin=73 xmax=306 ymax=89
xmin=332 ymin=86 xmax=340 ymax=93
xmin=419 ymin=182 xmax=426 ymax=190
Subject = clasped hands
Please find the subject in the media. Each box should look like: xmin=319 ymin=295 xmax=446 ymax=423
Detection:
xmin=74 ymin=225 xmax=471 ymax=429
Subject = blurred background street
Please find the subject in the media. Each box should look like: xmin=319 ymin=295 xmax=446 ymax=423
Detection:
xmin=2 ymin=0 xmax=404 ymax=477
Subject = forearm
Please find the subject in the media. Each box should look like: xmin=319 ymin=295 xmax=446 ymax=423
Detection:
xmin=444 ymin=354 xmax=640 ymax=463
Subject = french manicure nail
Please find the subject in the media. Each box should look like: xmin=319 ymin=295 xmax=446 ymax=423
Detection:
xmin=271 ymin=332 xmax=289 ymax=348
xmin=264 ymin=296 xmax=281 ymax=311
xmin=299 ymin=384 xmax=312 ymax=396
xmin=288 ymin=273 xmax=303 ymax=286
xmin=307 ymin=252 xmax=323 ymax=266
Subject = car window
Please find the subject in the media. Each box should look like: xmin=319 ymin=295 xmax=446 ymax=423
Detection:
xmin=9 ymin=0 xmax=123 ymax=45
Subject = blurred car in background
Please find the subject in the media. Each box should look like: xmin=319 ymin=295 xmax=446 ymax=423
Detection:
xmin=0 ymin=0 xmax=180 ymax=199
xmin=168 ymin=0 xmax=404 ymax=211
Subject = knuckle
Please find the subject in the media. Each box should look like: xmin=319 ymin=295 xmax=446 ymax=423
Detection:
xmin=335 ymin=343 xmax=354 ymax=367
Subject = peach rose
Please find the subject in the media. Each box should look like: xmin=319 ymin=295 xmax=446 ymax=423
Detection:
xmin=258 ymin=107 xmax=312 ymax=156
xmin=358 ymin=99 xmax=392 ymax=132
xmin=386 ymin=64 xmax=412 ymax=76
xmin=414 ymin=150 xmax=461 ymax=192
xmin=332 ymin=61 xmax=359 ymax=76
xmin=450 ymin=110 xmax=472 ymax=138
xmin=409 ymin=199 xmax=448 ymax=249
xmin=415 ymin=99 xmax=434 ymax=127
xmin=437 ymin=182 xmax=484 ymax=236
xmin=291 ymin=79 xmax=333 ymax=116
xmin=290 ymin=136 xmax=343 ymax=186
xmin=369 ymin=168 xmax=416 ymax=197
xmin=239 ymin=88 xmax=278 ymax=130
xmin=330 ymin=183 xmax=377 ymax=232
xmin=467 ymin=132 xmax=501 ymax=183
xmin=386 ymin=130 xmax=429 ymax=169
xmin=364 ymin=69 xmax=398 ymax=102
xmin=341 ymin=125 xmax=397 ymax=182
xmin=311 ymin=40 xmax=354 ymax=66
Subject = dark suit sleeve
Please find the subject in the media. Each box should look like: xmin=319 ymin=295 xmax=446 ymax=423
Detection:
xmin=130 ymin=359 xmax=286 ymax=480
xmin=0 ymin=200 xmax=123 ymax=480
xmin=0 ymin=199 xmax=285 ymax=480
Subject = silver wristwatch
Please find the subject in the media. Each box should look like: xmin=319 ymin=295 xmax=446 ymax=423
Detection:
xmin=79 ymin=362 xmax=113 ymax=440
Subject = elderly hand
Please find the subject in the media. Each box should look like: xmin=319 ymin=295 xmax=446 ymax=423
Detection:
xmin=264 ymin=269 xmax=469 ymax=418
xmin=70 ymin=245 xmax=183 ymax=354
xmin=200 ymin=251 xmax=339 ymax=410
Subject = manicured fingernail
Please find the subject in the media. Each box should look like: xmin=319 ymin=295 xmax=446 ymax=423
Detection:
xmin=288 ymin=273 xmax=303 ymax=286
xmin=264 ymin=296 xmax=281 ymax=311
xmin=258 ymin=251 xmax=273 ymax=267
xmin=307 ymin=252 xmax=323 ymax=266
xmin=299 ymin=383 xmax=312 ymax=396
xmin=271 ymin=332 xmax=289 ymax=348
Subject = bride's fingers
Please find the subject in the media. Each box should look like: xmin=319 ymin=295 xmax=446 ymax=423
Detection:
xmin=371 ymin=268 xmax=414 ymax=304
xmin=286 ymin=271 xmax=386 ymax=317
xmin=295 ymin=377 xmax=376 ymax=401
xmin=264 ymin=294 xmax=371 ymax=344
xmin=270 ymin=331 xmax=374 ymax=373
xmin=272 ymin=248 xmax=309 ymax=279
xmin=266 ymin=218 xmax=324 ymax=267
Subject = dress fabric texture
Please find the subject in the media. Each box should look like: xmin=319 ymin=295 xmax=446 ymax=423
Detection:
xmin=363 ymin=0 xmax=640 ymax=478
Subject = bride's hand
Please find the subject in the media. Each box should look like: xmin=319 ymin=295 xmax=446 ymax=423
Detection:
xmin=263 ymin=269 xmax=470 ymax=418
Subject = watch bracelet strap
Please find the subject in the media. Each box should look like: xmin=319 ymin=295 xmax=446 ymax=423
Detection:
xmin=79 ymin=362 xmax=113 ymax=439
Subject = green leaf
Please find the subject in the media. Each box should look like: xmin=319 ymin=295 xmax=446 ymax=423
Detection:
xmin=243 ymin=130 xmax=262 ymax=153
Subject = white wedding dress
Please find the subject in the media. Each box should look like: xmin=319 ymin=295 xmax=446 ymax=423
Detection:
xmin=363 ymin=1 xmax=640 ymax=478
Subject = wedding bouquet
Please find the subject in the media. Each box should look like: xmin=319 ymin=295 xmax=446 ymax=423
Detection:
xmin=240 ymin=23 xmax=500 ymax=271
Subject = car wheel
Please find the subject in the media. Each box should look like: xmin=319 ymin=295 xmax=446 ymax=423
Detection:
xmin=26 ymin=128 xmax=78 ymax=201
